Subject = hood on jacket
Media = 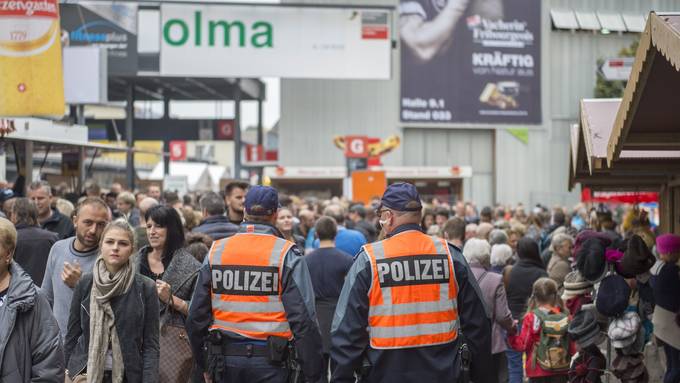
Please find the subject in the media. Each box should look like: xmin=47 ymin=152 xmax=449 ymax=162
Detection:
xmin=5 ymin=262 xmax=37 ymax=313
xmin=517 ymin=237 xmax=543 ymax=265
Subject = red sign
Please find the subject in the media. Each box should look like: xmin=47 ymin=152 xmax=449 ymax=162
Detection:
xmin=367 ymin=137 xmax=381 ymax=166
xmin=245 ymin=144 xmax=264 ymax=162
xmin=362 ymin=25 xmax=388 ymax=39
xmin=265 ymin=149 xmax=278 ymax=161
xmin=581 ymin=188 xmax=659 ymax=204
xmin=169 ymin=140 xmax=187 ymax=161
xmin=345 ymin=136 xmax=369 ymax=158
xmin=215 ymin=120 xmax=235 ymax=140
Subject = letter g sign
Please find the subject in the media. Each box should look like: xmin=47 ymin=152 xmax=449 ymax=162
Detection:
xmin=344 ymin=136 xmax=369 ymax=158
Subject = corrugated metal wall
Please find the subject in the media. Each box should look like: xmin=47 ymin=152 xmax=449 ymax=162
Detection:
xmin=280 ymin=0 xmax=680 ymax=207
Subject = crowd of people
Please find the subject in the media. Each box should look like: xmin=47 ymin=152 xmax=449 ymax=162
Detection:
xmin=0 ymin=178 xmax=678 ymax=383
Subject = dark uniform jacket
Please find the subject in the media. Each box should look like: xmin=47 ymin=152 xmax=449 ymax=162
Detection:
xmin=41 ymin=209 xmax=75 ymax=240
xmin=186 ymin=222 xmax=325 ymax=383
xmin=330 ymin=224 xmax=494 ymax=383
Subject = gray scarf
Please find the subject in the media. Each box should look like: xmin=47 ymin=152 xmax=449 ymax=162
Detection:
xmin=88 ymin=257 xmax=134 ymax=383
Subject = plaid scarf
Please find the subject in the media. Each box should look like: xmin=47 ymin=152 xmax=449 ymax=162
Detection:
xmin=87 ymin=257 xmax=134 ymax=383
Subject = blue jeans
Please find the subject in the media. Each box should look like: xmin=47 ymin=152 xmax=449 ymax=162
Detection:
xmin=506 ymin=322 xmax=524 ymax=383
xmin=506 ymin=349 xmax=524 ymax=383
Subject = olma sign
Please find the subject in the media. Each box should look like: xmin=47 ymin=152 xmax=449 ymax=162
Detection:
xmin=163 ymin=11 xmax=273 ymax=48
xmin=160 ymin=4 xmax=391 ymax=79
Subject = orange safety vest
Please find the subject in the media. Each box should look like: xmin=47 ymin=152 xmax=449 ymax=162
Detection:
xmin=208 ymin=229 xmax=294 ymax=340
xmin=365 ymin=230 xmax=459 ymax=349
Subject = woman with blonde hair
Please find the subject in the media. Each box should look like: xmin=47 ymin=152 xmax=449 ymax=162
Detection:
xmin=65 ymin=220 xmax=159 ymax=382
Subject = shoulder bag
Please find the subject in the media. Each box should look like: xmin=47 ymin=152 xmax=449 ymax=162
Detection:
xmin=159 ymin=270 xmax=199 ymax=383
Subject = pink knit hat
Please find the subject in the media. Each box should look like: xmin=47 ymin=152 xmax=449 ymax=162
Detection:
xmin=656 ymin=234 xmax=680 ymax=255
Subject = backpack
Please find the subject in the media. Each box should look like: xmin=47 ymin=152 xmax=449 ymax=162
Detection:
xmin=532 ymin=308 xmax=570 ymax=371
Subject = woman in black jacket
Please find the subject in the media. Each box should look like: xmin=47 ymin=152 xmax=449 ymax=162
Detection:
xmin=65 ymin=220 xmax=159 ymax=383
xmin=135 ymin=205 xmax=201 ymax=382
xmin=505 ymin=236 xmax=548 ymax=383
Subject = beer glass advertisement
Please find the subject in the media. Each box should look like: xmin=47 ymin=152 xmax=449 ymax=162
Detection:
xmin=0 ymin=0 xmax=65 ymax=116
xmin=400 ymin=0 xmax=541 ymax=124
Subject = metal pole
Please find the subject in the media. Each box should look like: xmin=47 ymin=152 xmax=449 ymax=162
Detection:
xmin=77 ymin=146 xmax=86 ymax=193
xmin=126 ymin=83 xmax=135 ymax=190
xmin=76 ymin=104 xmax=85 ymax=125
xmin=163 ymin=86 xmax=171 ymax=178
xmin=234 ymin=79 xmax=242 ymax=180
xmin=256 ymin=82 xmax=264 ymax=184
xmin=24 ymin=141 xmax=33 ymax=186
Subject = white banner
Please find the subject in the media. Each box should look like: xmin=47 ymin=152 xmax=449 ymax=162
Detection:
xmin=160 ymin=4 xmax=391 ymax=79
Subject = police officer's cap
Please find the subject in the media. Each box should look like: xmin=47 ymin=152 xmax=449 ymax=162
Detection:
xmin=379 ymin=182 xmax=422 ymax=212
xmin=245 ymin=185 xmax=278 ymax=216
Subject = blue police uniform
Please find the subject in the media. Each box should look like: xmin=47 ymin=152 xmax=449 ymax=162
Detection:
xmin=330 ymin=183 xmax=494 ymax=383
xmin=186 ymin=186 xmax=325 ymax=383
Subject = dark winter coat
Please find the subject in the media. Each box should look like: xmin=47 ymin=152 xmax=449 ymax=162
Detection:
xmin=192 ymin=215 xmax=239 ymax=241
xmin=0 ymin=263 xmax=64 ymax=383
xmin=506 ymin=258 xmax=548 ymax=320
xmin=14 ymin=224 xmax=58 ymax=285
xmin=64 ymin=272 xmax=160 ymax=382
xmin=41 ymin=208 xmax=75 ymax=240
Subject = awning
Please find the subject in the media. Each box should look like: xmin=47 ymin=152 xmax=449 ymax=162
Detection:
xmin=108 ymin=75 xmax=263 ymax=101
xmin=569 ymin=100 xmax=669 ymax=192
xmin=608 ymin=12 xmax=680 ymax=167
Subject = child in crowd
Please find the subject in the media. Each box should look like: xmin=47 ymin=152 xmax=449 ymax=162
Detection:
xmin=508 ymin=278 xmax=574 ymax=383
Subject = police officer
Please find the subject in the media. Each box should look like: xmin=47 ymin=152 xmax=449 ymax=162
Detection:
xmin=330 ymin=182 xmax=494 ymax=383
xmin=187 ymin=185 xmax=325 ymax=383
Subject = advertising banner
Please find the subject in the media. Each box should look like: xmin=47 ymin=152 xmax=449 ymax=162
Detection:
xmin=60 ymin=2 xmax=137 ymax=75
xmin=400 ymin=0 xmax=541 ymax=124
xmin=0 ymin=0 xmax=65 ymax=116
xmin=160 ymin=4 xmax=391 ymax=79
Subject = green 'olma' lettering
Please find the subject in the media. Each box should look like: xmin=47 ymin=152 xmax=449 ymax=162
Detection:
xmin=163 ymin=10 xmax=273 ymax=49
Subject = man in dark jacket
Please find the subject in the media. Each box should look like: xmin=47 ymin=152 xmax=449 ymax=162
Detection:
xmin=347 ymin=204 xmax=378 ymax=243
xmin=28 ymin=181 xmax=74 ymax=239
xmin=10 ymin=198 xmax=58 ymax=285
xmin=0 ymin=221 xmax=64 ymax=383
xmin=192 ymin=192 xmax=238 ymax=241
xmin=330 ymin=182 xmax=493 ymax=383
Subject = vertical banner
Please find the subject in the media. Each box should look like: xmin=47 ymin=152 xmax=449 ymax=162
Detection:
xmin=0 ymin=0 xmax=65 ymax=116
xmin=399 ymin=0 xmax=541 ymax=124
